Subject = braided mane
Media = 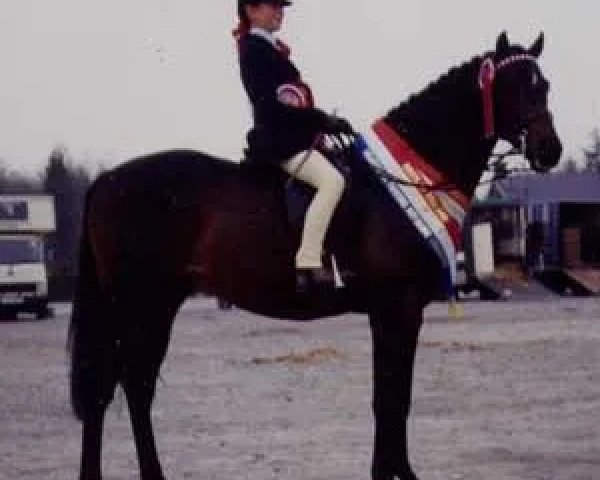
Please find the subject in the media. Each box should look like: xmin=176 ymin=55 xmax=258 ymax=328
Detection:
xmin=382 ymin=52 xmax=493 ymax=193
xmin=385 ymin=56 xmax=484 ymax=132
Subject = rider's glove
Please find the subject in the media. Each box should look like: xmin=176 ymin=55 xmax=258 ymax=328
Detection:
xmin=323 ymin=115 xmax=354 ymax=135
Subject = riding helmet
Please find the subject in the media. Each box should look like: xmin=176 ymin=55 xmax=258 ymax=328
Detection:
xmin=238 ymin=0 xmax=292 ymax=11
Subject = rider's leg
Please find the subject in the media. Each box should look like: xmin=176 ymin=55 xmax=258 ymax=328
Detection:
xmin=281 ymin=150 xmax=345 ymax=269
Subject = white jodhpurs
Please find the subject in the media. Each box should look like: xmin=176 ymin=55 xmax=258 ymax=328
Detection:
xmin=281 ymin=150 xmax=345 ymax=269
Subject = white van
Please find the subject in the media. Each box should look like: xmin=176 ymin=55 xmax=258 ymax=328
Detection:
xmin=0 ymin=195 xmax=55 ymax=318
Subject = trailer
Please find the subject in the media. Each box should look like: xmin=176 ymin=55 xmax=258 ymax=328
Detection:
xmin=462 ymin=220 xmax=555 ymax=300
xmin=0 ymin=195 xmax=56 ymax=318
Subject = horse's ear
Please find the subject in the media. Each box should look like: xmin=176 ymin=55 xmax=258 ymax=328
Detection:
xmin=496 ymin=31 xmax=510 ymax=54
xmin=529 ymin=32 xmax=544 ymax=58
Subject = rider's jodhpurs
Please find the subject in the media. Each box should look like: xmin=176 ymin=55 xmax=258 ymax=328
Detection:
xmin=281 ymin=151 xmax=345 ymax=269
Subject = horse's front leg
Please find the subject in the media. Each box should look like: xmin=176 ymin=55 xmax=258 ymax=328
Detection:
xmin=368 ymin=294 xmax=424 ymax=480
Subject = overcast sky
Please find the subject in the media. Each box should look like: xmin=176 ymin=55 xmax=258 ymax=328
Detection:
xmin=1 ymin=0 xmax=598 ymax=173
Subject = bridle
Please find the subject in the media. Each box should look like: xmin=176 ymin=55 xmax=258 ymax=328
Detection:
xmin=479 ymin=52 xmax=540 ymax=139
xmin=479 ymin=52 xmax=554 ymax=181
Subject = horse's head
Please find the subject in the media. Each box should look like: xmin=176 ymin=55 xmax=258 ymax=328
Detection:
xmin=486 ymin=31 xmax=562 ymax=172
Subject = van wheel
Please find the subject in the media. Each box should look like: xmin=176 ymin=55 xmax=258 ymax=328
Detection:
xmin=0 ymin=309 xmax=18 ymax=321
xmin=35 ymin=305 xmax=52 ymax=320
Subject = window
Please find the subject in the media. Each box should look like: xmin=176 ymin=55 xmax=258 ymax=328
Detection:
xmin=0 ymin=239 xmax=43 ymax=264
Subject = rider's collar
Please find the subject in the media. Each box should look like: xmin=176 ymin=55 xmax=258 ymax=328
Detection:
xmin=249 ymin=27 xmax=278 ymax=48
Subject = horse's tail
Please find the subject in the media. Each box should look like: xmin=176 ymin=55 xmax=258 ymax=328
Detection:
xmin=67 ymin=178 xmax=107 ymax=421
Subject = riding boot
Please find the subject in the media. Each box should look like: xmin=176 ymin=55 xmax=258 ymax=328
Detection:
xmin=295 ymin=266 xmax=356 ymax=293
xmin=295 ymin=266 xmax=336 ymax=293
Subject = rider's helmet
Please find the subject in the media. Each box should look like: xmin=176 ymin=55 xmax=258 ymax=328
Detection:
xmin=238 ymin=0 xmax=292 ymax=20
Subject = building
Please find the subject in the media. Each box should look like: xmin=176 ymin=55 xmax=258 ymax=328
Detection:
xmin=494 ymin=172 xmax=600 ymax=267
xmin=468 ymin=172 xmax=600 ymax=296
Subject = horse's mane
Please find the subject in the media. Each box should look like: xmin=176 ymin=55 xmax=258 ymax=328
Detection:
xmin=382 ymin=50 xmax=498 ymax=190
xmin=385 ymin=44 xmax=531 ymax=145
xmin=385 ymin=53 xmax=487 ymax=137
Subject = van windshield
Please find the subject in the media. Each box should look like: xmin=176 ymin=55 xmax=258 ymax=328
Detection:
xmin=0 ymin=239 xmax=43 ymax=264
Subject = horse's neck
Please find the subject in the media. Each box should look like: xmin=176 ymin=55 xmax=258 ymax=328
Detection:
xmin=385 ymin=58 xmax=496 ymax=199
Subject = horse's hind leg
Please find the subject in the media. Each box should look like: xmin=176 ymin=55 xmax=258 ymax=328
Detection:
xmin=120 ymin=289 xmax=183 ymax=480
xmin=78 ymin=368 xmax=118 ymax=480
xmin=124 ymin=379 xmax=164 ymax=480
xmin=80 ymin=403 xmax=109 ymax=480
xmin=73 ymin=299 xmax=119 ymax=480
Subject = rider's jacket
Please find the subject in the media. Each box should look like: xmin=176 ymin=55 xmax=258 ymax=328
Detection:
xmin=238 ymin=31 xmax=328 ymax=162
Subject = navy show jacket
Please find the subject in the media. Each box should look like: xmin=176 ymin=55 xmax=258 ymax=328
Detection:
xmin=238 ymin=33 xmax=328 ymax=163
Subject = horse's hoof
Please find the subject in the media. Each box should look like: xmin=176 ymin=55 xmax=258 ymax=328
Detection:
xmin=372 ymin=465 xmax=419 ymax=480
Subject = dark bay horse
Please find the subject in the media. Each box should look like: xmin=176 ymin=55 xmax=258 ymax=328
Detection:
xmin=70 ymin=32 xmax=562 ymax=480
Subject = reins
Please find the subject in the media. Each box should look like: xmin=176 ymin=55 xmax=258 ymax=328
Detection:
xmin=328 ymin=131 xmax=531 ymax=193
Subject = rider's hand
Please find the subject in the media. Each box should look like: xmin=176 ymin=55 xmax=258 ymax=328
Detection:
xmin=323 ymin=115 xmax=354 ymax=135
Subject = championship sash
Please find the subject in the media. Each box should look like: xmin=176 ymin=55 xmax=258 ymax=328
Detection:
xmin=356 ymin=120 xmax=470 ymax=294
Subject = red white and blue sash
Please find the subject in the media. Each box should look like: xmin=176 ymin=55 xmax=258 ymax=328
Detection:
xmin=356 ymin=120 xmax=470 ymax=293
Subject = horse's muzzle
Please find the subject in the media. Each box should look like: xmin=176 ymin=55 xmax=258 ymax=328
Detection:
xmin=526 ymin=112 xmax=563 ymax=173
xmin=527 ymin=134 xmax=563 ymax=173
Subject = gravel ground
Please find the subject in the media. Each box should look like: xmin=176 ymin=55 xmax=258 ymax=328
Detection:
xmin=1 ymin=298 xmax=599 ymax=480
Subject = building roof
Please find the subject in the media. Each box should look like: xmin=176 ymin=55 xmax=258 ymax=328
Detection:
xmin=479 ymin=172 xmax=600 ymax=205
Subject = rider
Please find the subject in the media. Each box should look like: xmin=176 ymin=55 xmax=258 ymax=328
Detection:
xmin=234 ymin=0 xmax=353 ymax=291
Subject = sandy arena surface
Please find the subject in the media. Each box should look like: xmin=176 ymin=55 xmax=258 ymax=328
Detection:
xmin=1 ymin=298 xmax=599 ymax=480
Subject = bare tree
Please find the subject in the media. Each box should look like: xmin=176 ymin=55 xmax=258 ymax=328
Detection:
xmin=0 ymin=161 xmax=42 ymax=193
xmin=42 ymin=145 xmax=93 ymax=298
xmin=561 ymin=155 xmax=579 ymax=173
xmin=583 ymin=128 xmax=600 ymax=173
